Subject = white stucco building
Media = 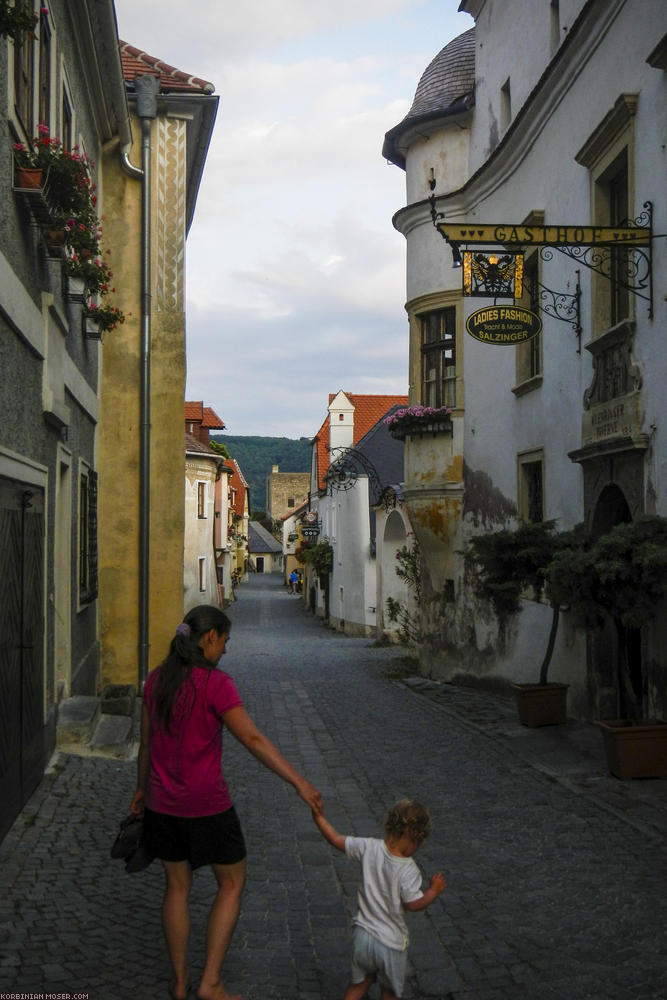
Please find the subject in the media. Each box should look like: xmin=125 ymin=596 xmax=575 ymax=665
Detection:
xmin=307 ymin=391 xmax=411 ymax=637
xmin=383 ymin=0 xmax=666 ymax=719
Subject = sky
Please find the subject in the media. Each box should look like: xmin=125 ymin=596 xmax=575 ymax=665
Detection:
xmin=112 ymin=0 xmax=474 ymax=438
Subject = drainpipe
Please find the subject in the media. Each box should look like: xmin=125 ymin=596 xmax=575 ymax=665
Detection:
xmin=130 ymin=74 xmax=159 ymax=687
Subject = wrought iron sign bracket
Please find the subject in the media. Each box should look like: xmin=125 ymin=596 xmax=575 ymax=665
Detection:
xmin=325 ymin=447 xmax=383 ymax=504
xmin=534 ymin=268 xmax=582 ymax=353
xmin=430 ymin=194 xmax=654 ymax=322
xmin=547 ymin=202 xmax=653 ymax=319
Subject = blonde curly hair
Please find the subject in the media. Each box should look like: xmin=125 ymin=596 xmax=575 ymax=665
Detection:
xmin=384 ymin=798 xmax=432 ymax=844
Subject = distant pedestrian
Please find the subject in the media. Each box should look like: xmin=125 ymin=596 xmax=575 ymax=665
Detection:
xmin=131 ymin=604 xmax=322 ymax=1000
xmin=312 ymin=798 xmax=446 ymax=1000
xmin=288 ymin=569 xmax=298 ymax=593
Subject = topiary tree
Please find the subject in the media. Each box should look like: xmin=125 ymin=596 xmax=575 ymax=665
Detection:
xmin=465 ymin=521 xmax=575 ymax=685
xmin=546 ymin=515 xmax=667 ymax=719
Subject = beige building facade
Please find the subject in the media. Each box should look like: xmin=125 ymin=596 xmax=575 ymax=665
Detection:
xmin=98 ymin=47 xmax=218 ymax=686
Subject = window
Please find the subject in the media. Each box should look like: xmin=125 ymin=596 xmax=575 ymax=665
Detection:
xmin=575 ymin=94 xmax=636 ymax=336
xmin=38 ymin=8 xmax=51 ymax=128
xmin=550 ymin=0 xmax=560 ymax=56
xmin=515 ymin=250 xmax=542 ymax=390
xmin=61 ymin=85 xmax=72 ymax=153
xmin=500 ymin=78 xmax=511 ymax=130
xmin=287 ymin=498 xmax=295 ymax=508
xmin=518 ymin=452 xmax=544 ymax=524
xmin=421 ymin=308 xmax=456 ymax=408
xmin=606 ymin=150 xmax=630 ymax=325
xmin=198 ymin=557 xmax=206 ymax=591
xmin=13 ymin=1 xmax=34 ymax=132
xmin=197 ymin=482 xmax=206 ymax=518
xmin=79 ymin=468 xmax=98 ymax=603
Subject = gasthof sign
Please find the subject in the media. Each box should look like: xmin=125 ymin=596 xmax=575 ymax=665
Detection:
xmin=466 ymin=306 xmax=542 ymax=345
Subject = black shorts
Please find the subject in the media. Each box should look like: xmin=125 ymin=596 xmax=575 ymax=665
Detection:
xmin=143 ymin=805 xmax=247 ymax=870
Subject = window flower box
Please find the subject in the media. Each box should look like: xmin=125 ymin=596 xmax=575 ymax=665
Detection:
xmin=65 ymin=274 xmax=87 ymax=302
xmin=384 ymin=405 xmax=453 ymax=441
xmin=82 ymin=315 xmax=102 ymax=340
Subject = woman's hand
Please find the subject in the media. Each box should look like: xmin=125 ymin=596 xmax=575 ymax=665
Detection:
xmin=130 ymin=788 xmax=145 ymax=817
xmin=296 ymin=778 xmax=323 ymax=815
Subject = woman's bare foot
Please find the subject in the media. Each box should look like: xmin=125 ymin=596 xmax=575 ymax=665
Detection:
xmin=195 ymin=980 xmax=242 ymax=1000
xmin=169 ymin=974 xmax=190 ymax=1000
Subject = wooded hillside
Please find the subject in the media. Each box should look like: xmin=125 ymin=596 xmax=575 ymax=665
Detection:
xmin=212 ymin=434 xmax=311 ymax=514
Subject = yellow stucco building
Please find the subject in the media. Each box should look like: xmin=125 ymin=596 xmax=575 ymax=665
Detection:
xmin=98 ymin=44 xmax=218 ymax=687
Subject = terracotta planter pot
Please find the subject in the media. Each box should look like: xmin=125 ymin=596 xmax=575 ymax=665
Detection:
xmin=511 ymin=682 xmax=569 ymax=727
xmin=596 ymin=719 xmax=667 ymax=779
xmin=15 ymin=166 xmax=44 ymax=190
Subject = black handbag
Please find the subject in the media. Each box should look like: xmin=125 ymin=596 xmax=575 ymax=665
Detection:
xmin=111 ymin=814 xmax=154 ymax=873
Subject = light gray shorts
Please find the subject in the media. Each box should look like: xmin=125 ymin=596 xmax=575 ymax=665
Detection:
xmin=350 ymin=925 xmax=407 ymax=997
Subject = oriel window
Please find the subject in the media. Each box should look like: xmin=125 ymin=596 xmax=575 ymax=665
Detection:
xmin=421 ymin=308 xmax=456 ymax=408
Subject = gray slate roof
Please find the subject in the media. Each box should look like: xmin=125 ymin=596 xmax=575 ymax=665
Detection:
xmin=248 ymin=521 xmax=283 ymax=554
xmin=383 ymin=27 xmax=475 ymax=167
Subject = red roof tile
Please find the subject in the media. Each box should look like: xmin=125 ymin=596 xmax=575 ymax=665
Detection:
xmin=119 ymin=41 xmax=215 ymax=94
xmin=203 ymin=407 xmax=225 ymax=430
xmin=185 ymin=400 xmax=203 ymax=422
xmin=314 ymin=392 xmax=408 ymax=491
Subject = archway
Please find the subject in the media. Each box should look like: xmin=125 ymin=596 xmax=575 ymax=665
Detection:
xmin=590 ymin=484 xmax=642 ymax=719
xmin=382 ymin=511 xmax=409 ymax=638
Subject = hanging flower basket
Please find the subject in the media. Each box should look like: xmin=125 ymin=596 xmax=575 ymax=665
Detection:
xmin=384 ymin=405 xmax=453 ymax=441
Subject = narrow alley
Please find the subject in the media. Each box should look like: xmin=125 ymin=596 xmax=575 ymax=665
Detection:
xmin=1 ymin=574 xmax=666 ymax=1000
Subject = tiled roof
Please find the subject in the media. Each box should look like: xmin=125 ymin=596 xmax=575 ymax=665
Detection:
xmin=184 ymin=401 xmax=225 ymax=430
xmin=119 ymin=41 xmax=215 ymax=94
xmin=383 ymin=27 xmax=475 ymax=168
xmin=202 ymin=406 xmax=225 ymax=430
xmin=227 ymin=459 xmax=249 ymax=517
xmin=185 ymin=432 xmax=219 ymax=458
xmin=185 ymin=401 xmax=203 ymax=422
xmin=314 ymin=392 xmax=409 ymax=492
xmin=248 ymin=521 xmax=283 ymax=555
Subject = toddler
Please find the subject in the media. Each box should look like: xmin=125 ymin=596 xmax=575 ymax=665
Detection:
xmin=313 ymin=798 xmax=446 ymax=1000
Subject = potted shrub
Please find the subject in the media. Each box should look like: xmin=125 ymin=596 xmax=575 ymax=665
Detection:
xmin=465 ymin=521 xmax=571 ymax=726
xmin=546 ymin=516 xmax=667 ymax=777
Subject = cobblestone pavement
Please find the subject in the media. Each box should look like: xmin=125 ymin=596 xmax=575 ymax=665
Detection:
xmin=1 ymin=574 xmax=666 ymax=1000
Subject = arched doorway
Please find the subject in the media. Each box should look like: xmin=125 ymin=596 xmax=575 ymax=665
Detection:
xmin=590 ymin=484 xmax=643 ymax=719
xmin=382 ymin=511 xmax=409 ymax=639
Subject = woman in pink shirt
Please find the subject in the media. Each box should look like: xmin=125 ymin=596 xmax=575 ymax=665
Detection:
xmin=130 ymin=605 xmax=322 ymax=1000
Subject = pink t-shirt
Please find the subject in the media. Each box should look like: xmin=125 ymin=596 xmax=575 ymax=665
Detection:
xmin=144 ymin=663 xmax=243 ymax=817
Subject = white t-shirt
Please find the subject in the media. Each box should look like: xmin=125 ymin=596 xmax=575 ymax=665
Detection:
xmin=345 ymin=836 xmax=424 ymax=950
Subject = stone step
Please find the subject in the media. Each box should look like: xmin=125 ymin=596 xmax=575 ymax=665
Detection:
xmin=56 ymin=690 xmax=140 ymax=759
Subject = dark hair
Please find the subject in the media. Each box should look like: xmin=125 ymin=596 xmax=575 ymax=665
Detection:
xmin=151 ymin=605 xmax=231 ymax=732
xmin=384 ymin=798 xmax=432 ymax=844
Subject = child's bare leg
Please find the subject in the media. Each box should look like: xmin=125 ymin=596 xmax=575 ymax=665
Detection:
xmin=379 ymin=989 xmax=399 ymax=1000
xmin=344 ymin=973 xmax=375 ymax=1000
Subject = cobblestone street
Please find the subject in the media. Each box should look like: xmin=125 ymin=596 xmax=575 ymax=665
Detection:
xmin=1 ymin=574 xmax=666 ymax=999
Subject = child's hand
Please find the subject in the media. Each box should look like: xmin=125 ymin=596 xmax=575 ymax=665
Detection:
xmin=430 ymin=872 xmax=446 ymax=895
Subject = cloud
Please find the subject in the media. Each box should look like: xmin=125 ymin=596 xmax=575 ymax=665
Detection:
xmin=112 ymin=0 xmax=474 ymax=437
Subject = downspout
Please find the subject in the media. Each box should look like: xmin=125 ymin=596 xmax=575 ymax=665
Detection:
xmin=122 ymin=74 xmax=159 ymax=687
